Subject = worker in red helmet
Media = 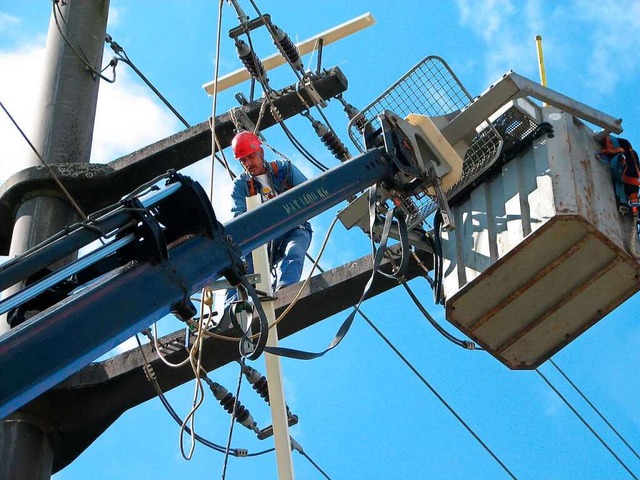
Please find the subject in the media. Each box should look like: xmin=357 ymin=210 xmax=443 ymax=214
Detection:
xmin=229 ymin=130 xmax=312 ymax=292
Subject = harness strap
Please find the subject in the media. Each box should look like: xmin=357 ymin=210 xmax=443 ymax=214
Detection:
xmin=258 ymin=184 xmax=410 ymax=360
xmin=601 ymin=135 xmax=640 ymax=207
xmin=246 ymin=161 xmax=283 ymax=197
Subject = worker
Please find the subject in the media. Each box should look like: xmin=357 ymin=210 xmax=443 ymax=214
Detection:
xmin=228 ymin=130 xmax=312 ymax=296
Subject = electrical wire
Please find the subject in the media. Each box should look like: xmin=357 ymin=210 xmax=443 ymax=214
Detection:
xmin=549 ymin=358 xmax=640 ymax=461
xmin=304 ymin=254 xmax=517 ymax=480
xmin=184 ymin=214 xmax=339 ymax=344
xmin=134 ymin=335 xmax=274 ymax=458
xmin=103 ymin=33 xmax=234 ymax=181
xmin=290 ymin=436 xmax=332 ymax=480
xmin=220 ymin=361 xmax=245 ymax=480
xmin=151 ymin=322 xmax=191 ymax=368
xmin=270 ymin=215 xmax=339 ymax=329
xmin=400 ymin=280 xmax=477 ymax=350
xmin=51 ymin=0 xmax=115 ymax=83
xmin=246 ymin=0 xmax=346 ymax=162
xmin=179 ymin=287 xmax=211 ymax=460
xmin=0 ymin=100 xmax=89 ymax=221
xmin=536 ymin=367 xmax=638 ymax=479
xmin=207 ymin=0 xmax=227 ymax=201
xmin=240 ymin=27 xmax=329 ymax=172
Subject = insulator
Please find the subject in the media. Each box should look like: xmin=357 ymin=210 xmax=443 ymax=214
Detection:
xmin=336 ymin=95 xmax=369 ymax=133
xmin=311 ymin=119 xmax=350 ymax=161
xmin=142 ymin=363 xmax=156 ymax=382
xmin=270 ymin=104 xmax=283 ymax=123
xmin=345 ymin=104 xmax=369 ymax=133
xmin=235 ymin=448 xmax=249 ymax=458
xmin=534 ymin=121 xmax=554 ymax=139
xmin=210 ymin=381 xmax=258 ymax=432
xmin=272 ymin=25 xmax=302 ymax=71
xmin=243 ymin=365 xmax=270 ymax=403
xmin=236 ymin=39 xmax=269 ymax=85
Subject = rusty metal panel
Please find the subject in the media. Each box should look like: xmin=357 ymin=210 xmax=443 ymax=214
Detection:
xmin=442 ymin=108 xmax=640 ymax=369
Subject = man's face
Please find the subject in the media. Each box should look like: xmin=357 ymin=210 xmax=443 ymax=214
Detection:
xmin=239 ymin=149 xmax=267 ymax=176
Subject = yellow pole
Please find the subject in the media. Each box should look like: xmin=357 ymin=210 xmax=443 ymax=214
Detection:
xmin=535 ymin=35 xmax=548 ymax=108
xmin=535 ymin=35 xmax=547 ymax=87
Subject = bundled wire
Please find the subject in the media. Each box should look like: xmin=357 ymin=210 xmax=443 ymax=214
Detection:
xmin=134 ymin=335 xmax=274 ymax=458
xmin=51 ymin=0 xmax=116 ymax=83
xmin=432 ymin=210 xmax=445 ymax=305
xmin=400 ymin=281 xmax=477 ymax=350
xmin=178 ymin=287 xmax=212 ymax=460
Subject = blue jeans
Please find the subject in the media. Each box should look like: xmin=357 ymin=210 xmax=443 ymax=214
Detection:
xmin=224 ymin=226 xmax=312 ymax=306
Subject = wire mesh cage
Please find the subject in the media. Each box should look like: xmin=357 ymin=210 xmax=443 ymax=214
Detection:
xmin=348 ymin=56 xmax=507 ymax=227
xmin=348 ymin=56 xmax=471 ymax=152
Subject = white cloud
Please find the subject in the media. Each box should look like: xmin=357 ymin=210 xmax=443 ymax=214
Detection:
xmin=454 ymin=0 xmax=640 ymax=97
xmin=0 ymin=41 xmax=180 ymax=182
xmin=0 ymin=44 xmax=45 ymax=183
xmin=106 ymin=6 xmax=123 ymax=29
xmin=92 ymin=67 xmax=179 ymax=164
xmin=453 ymin=0 xmax=531 ymax=85
xmin=571 ymin=0 xmax=640 ymax=96
xmin=0 ymin=12 xmax=20 ymax=32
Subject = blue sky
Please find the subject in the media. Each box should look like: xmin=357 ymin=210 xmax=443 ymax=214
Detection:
xmin=2 ymin=1 xmax=640 ymax=479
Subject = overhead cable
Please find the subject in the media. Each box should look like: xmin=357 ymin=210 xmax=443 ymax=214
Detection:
xmin=549 ymin=358 xmax=640 ymax=461
xmin=246 ymin=0 xmax=347 ymax=157
xmin=304 ymin=254 xmax=517 ymax=480
xmin=220 ymin=362 xmax=246 ymax=480
xmin=103 ymin=32 xmax=234 ymax=184
xmin=400 ymin=280 xmax=477 ymax=350
xmin=105 ymin=35 xmax=189 ymax=129
xmin=536 ymin=367 xmax=638 ymax=479
xmin=51 ymin=0 xmax=116 ymax=83
xmin=0 ymin=100 xmax=88 ymax=221
xmin=235 ymin=13 xmax=332 ymax=172
xmin=290 ymin=436 xmax=332 ymax=480
xmin=134 ymin=335 xmax=274 ymax=458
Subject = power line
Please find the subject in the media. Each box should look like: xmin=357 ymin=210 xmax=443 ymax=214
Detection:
xmin=220 ymin=361 xmax=245 ymax=480
xmin=535 ymin=367 xmax=638 ymax=479
xmin=290 ymin=436 xmax=332 ymax=480
xmin=237 ymin=21 xmax=330 ymax=172
xmin=207 ymin=0 xmax=230 ymax=201
xmin=51 ymin=0 xmax=116 ymax=83
xmin=246 ymin=0 xmax=348 ymax=161
xmin=0 ymin=100 xmax=88 ymax=221
xmin=549 ymin=358 xmax=640 ymax=461
xmin=103 ymin=33 xmax=235 ymax=182
xmin=305 ymin=254 xmax=518 ymax=479
xmin=400 ymin=279 xmax=478 ymax=350
xmin=133 ymin=335 xmax=274 ymax=458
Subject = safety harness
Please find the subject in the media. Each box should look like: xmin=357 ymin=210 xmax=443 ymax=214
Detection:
xmin=600 ymin=135 xmax=640 ymax=256
xmin=247 ymin=161 xmax=291 ymax=196
xmin=600 ymin=135 xmax=640 ymax=215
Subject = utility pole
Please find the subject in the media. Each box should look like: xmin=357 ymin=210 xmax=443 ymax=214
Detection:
xmin=0 ymin=1 xmax=109 ymax=479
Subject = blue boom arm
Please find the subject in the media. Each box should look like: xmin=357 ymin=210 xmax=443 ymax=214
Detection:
xmin=0 ymin=146 xmax=395 ymax=420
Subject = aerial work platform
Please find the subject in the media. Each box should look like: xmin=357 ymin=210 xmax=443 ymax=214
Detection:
xmin=345 ymin=56 xmax=637 ymax=369
xmin=442 ymin=106 xmax=640 ymax=369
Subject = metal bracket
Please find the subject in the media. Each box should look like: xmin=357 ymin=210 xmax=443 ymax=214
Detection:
xmin=297 ymin=74 xmax=327 ymax=108
xmin=257 ymin=414 xmax=299 ymax=440
xmin=229 ymin=107 xmax=264 ymax=140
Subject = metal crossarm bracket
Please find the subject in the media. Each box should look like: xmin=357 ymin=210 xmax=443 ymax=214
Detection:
xmin=441 ymin=71 xmax=623 ymax=147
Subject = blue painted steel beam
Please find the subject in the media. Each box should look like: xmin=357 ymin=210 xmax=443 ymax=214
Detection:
xmin=0 ymin=148 xmax=393 ymax=419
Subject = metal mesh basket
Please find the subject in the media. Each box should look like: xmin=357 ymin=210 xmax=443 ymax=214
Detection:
xmin=348 ymin=56 xmax=471 ymax=152
xmin=348 ymin=56 xmax=505 ymax=228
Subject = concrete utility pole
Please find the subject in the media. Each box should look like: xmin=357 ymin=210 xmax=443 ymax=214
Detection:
xmin=0 ymin=1 xmax=109 ymax=479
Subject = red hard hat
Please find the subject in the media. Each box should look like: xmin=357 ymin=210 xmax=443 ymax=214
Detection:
xmin=232 ymin=131 xmax=262 ymax=160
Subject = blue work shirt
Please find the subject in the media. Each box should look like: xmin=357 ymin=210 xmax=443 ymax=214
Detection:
xmin=230 ymin=159 xmax=312 ymax=231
